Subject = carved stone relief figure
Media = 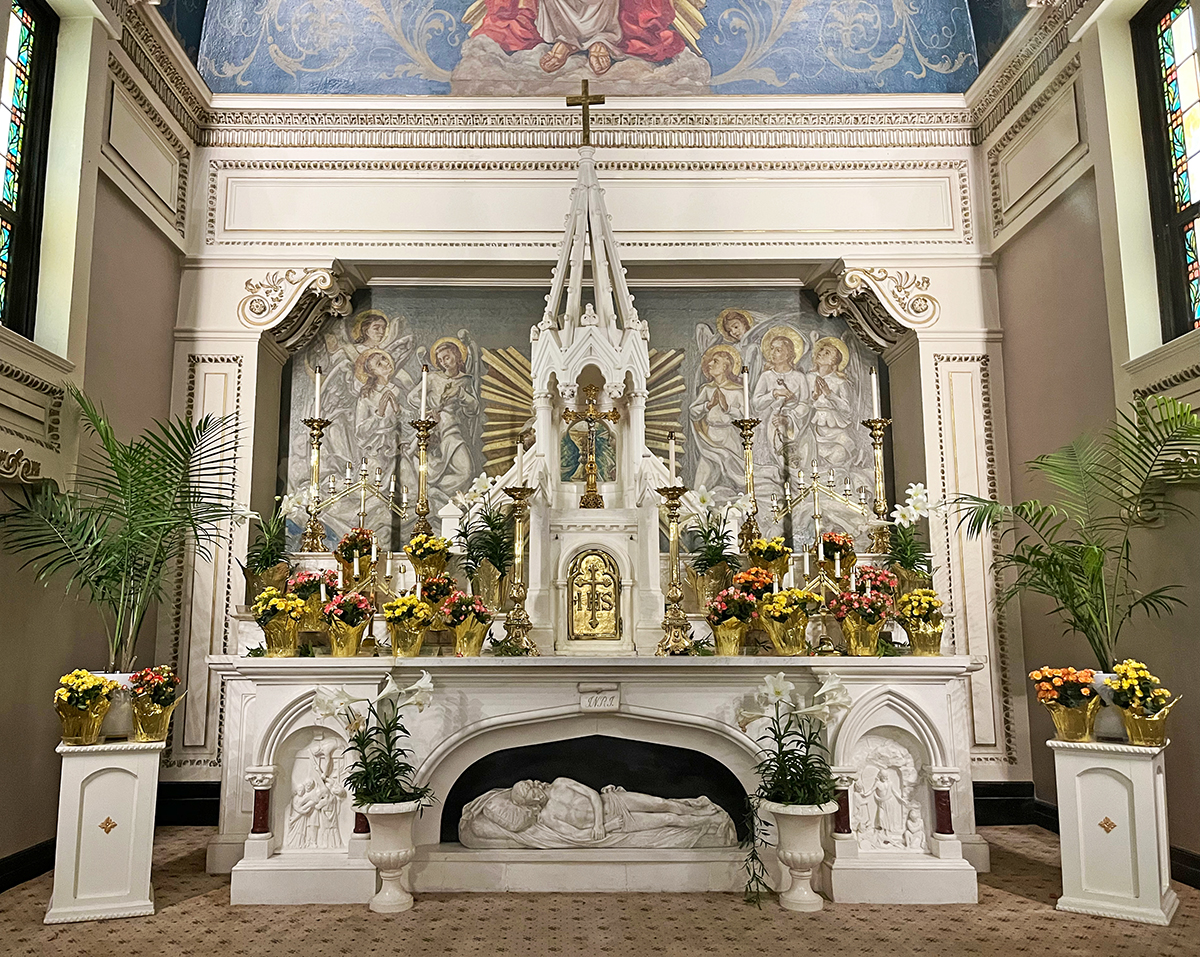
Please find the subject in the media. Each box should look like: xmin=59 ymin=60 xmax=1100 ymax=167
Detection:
xmin=283 ymin=730 xmax=348 ymax=850
xmin=459 ymin=778 xmax=736 ymax=848
xmin=848 ymin=732 xmax=927 ymax=852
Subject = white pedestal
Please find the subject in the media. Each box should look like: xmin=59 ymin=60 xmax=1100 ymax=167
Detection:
xmin=1049 ymin=739 xmax=1179 ymax=925
xmin=45 ymin=741 xmax=165 ymax=924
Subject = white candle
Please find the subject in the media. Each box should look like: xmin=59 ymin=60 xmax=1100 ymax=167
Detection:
xmin=320 ymin=581 xmax=327 ymax=603
xmin=668 ymin=431 xmax=676 ymax=483
xmin=818 ymin=536 xmax=825 ymax=562
xmin=803 ymin=549 xmax=810 ymax=577
xmin=385 ymin=554 xmax=392 ymax=580
xmin=866 ymin=580 xmax=873 ymax=598
xmin=346 ymin=461 xmax=352 ymax=482
xmin=402 ymin=485 xmax=409 ymax=507
xmin=741 ymin=366 xmax=750 ymax=416
xmin=389 ymin=473 xmax=396 ymax=497
xmin=834 ymin=553 xmax=841 ymax=579
xmin=516 ymin=441 xmax=525 ymax=484
xmin=850 ymin=569 xmax=856 ymax=592
xmin=371 ymin=538 xmax=377 ymax=563
xmin=870 ymin=368 xmax=881 ymax=419
xmin=314 ymin=366 xmax=322 ymax=419
xmin=420 ymin=365 xmax=429 ymax=419
xmin=353 ymin=551 xmax=360 ymax=579
xmin=416 ymin=579 xmax=422 ymax=600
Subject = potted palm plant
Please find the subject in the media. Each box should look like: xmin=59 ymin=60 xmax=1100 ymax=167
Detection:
xmin=1 ymin=386 xmax=240 ymax=733
xmin=457 ymin=498 xmax=515 ymax=611
xmin=684 ymin=489 xmax=743 ymax=607
xmin=240 ymin=498 xmax=291 ymax=603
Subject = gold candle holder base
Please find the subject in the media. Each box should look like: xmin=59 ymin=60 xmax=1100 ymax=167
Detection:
xmin=655 ymin=484 xmax=695 ymax=656
xmin=733 ymin=418 xmax=761 ymax=552
xmin=411 ymin=417 xmax=437 ymax=537
xmin=502 ymin=486 xmax=540 ymax=655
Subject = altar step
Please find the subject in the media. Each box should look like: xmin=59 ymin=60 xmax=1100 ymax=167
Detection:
xmin=409 ymin=845 xmax=747 ymax=893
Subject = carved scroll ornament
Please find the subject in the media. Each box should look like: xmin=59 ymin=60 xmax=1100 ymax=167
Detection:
xmin=237 ymin=267 xmax=354 ymax=335
xmin=0 ymin=448 xmax=41 ymax=483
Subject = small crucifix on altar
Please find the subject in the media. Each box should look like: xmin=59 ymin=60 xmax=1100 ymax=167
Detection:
xmin=566 ymin=78 xmax=605 ymax=146
xmin=562 ymin=384 xmax=620 ymax=508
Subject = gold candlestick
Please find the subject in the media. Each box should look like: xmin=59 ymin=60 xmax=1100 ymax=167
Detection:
xmin=655 ymin=484 xmax=693 ymax=656
xmin=861 ymin=416 xmax=892 ymax=553
xmin=733 ymin=417 xmax=762 ymax=552
xmin=502 ymin=486 xmax=539 ymax=655
xmin=300 ymin=417 xmax=331 ymax=552
xmin=411 ymin=417 xmax=436 ymax=538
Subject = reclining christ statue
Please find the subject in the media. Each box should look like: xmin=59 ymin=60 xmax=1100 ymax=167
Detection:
xmin=459 ymin=778 xmax=737 ymax=848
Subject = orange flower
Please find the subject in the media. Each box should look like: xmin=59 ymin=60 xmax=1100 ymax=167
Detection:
xmin=1081 ymin=687 xmax=1091 ymax=695
xmin=1052 ymin=677 xmax=1063 ymax=686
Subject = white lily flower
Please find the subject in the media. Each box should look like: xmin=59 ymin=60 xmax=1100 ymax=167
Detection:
xmin=470 ymin=472 xmax=492 ymax=496
xmin=811 ymin=673 xmax=852 ymax=713
xmin=373 ymin=674 xmax=403 ymax=704
xmin=312 ymin=685 xmax=358 ymax=718
xmin=891 ymin=503 xmax=920 ymax=527
xmin=403 ymin=670 xmax=435 ymax=712
xmin=277 ymin=493 xmax=304 ymax=517
xmin=696 ymin=485 xmax=715 ymax=509
xmin=231 ymin=502 xmax=259 ymax=527
xmin=759 ymin=672 xmax=796 ymax=704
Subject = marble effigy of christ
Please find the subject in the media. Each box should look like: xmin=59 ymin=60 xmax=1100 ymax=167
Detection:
xmin=472 ymin=0 xmax=687 ymax=75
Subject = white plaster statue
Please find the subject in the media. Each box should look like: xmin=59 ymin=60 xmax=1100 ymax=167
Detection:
xmin=849 ymin=734 xmax=926 ymax=851
xmin=459 ymin=778 xmax=737 ymax=848
xmin=283 ymin=733 xmax=348 ymax=850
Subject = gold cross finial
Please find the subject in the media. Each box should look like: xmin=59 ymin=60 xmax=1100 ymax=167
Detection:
xmin=565 ymin=79 xmax=605 ymax=146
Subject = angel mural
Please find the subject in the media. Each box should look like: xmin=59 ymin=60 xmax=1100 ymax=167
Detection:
xmin=689 ymin=344 xmax=746 ymax=500
xmin=753 ymin=326 xmax=811 ymax=483
xmin=807 ymin=336 xmax=863 ymax=473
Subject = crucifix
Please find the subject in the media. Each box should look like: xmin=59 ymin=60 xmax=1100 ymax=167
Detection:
xmin=566 ymin=79 xmax=605 ymax=147
xmin=576 ymin=561 xmax=604 ymax=628
xmin=562 ymin=384 xmax=620 ymax=508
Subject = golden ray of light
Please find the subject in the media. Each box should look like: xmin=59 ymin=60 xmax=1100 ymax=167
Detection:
xmin=481 ymin=347 xmax=535 ymax=476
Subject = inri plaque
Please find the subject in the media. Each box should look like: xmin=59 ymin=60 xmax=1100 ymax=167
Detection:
xmin=567 ymin=550 xmax=620 ymax=640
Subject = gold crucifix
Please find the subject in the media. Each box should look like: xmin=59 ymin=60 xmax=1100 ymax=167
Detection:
xmin=566 ymin=79 xmax=605 ymax=147
xmin=562 ymin=384 xmax=620 ymax=508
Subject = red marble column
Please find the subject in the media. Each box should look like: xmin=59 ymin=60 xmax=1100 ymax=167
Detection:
xmin=251 ymin=788 xmax=271 ymax=834
xmin=833 ymin=788 xmax=851 ymax=834
xmin=354 ymin=812 xmax=370 ymax=834
xmin=933 ymin=788 xmax=954 ymax=835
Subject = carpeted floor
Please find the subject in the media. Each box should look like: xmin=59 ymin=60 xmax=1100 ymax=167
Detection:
xmin=1 ymin=826 xmax=1197 ymax=957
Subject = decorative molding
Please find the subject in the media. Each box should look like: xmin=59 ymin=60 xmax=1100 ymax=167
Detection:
xmin=932 ymin=353 xmax=1018 ymax=767
xmin=1133 ymin=363 xmax=1200 ymax=398
xmin=119 ymin=6 xmax=206 ymax=143
xmin=107 ymin=54 xmax=189 ymax=236
xmin=839 ymin=267 xmax=941 ymax=327
xmin=207 ymin=158 xmax=972 ymax=248
xmin=0 ymin=359 xmax=64 ymax=451
xmin=987 ymin=55 xmax=1082 ymax=238
xmin=972 ymin=12 xmax=1072 ymax=141
xmin=237 ymin=267 xmax=355 ymax=340
xmin=0 ymin=448 xmax=40 ymax=483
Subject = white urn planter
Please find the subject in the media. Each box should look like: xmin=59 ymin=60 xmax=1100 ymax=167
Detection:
xmin=362 ymin=801 xmax=422 ymax=913
xmin=761 ymin=800 xmax=838 ymax=912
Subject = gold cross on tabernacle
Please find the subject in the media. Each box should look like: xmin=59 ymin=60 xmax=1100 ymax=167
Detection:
xmin=566 ymin=79 xmax=605 ymax=146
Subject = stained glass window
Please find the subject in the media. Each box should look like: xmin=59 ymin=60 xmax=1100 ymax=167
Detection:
xmin=0 ymin=0 xmax=55 ymax=338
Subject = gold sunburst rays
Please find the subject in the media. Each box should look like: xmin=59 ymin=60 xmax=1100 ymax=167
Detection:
xmin=481 ymin=347 xmax=535 ymax=476
xmin=646 ymin=348 xmax=686 ymax=458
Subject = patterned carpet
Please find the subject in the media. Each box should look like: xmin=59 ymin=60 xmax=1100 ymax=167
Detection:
xmin=1 ymin=826 xmax=1197 ymax=957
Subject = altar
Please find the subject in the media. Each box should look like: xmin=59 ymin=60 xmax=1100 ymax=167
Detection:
xmin=206 ymin=655 xmax=986 ymax=903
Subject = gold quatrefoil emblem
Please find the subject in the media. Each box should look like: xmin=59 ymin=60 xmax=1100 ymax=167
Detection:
xmin=99 ymin=817 xmax=118 ymax=834
xmin=1098 ymin=817 xmax=1117 ymax=834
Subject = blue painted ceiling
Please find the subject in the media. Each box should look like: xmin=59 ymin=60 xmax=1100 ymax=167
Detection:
xmin=156 ymin=0 xmax=1028 ymax=95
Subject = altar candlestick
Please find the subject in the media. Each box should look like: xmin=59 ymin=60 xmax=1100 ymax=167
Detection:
xmin=314 ymin=366 xmax=322 ymax=419
xmin=834 ymin=553 xmax=841 ymax=580
xmin=389 ymin=473 xmax=396 ymax=498
xmin=818 ymin=536 xmax=825 ymax=562
xmin=741 ymin=366 xmax=750 ymax=416
xmin=870 ymin=367 xmax=881 ymax=419
xmin=668 ymin=431 xmax=677 ymax=482
xmin=385 ymin=554 xmax=392 ymax=580
xmin=844 ymin=478 xmax=852 ymax=497
xmin=420 ymin=365 xmax=429 ymax=419
xmin=328 ymin=475 xmax=336 ymax=495
xmin=375 ymin=466 xmax=382 ymax=485
xmin=811 ymin=460 xmax=819 ymax=484
xmin=828 ymin=468 xmax=835 ymax=487
xmin=516 ymin=441 xmax=525 ymax=484
xmin=346 ymin=461 xmax=352 ymax=482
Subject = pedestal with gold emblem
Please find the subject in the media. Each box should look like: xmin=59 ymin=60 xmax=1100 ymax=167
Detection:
xmin=567 ymin=550 xmax=621 ymax=640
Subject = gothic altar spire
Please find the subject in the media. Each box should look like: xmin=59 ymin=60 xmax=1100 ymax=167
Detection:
xmin=537 ymin=82 xmax=646 ymax=337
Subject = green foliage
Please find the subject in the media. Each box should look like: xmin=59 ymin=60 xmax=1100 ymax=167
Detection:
xmin=246 ymin=644 xmax=266 ymax=657
xmin=457 ymin=501 xmax=515 ymax=579
xmin=684 ymin=511 xmax=742 ymax=575
xmin=957 ymin=395 xmax=1200 ymax=670
xmin=741 ymin=806 xmax=773 ymax=907
xmin=753 ymin=703 xmax=837 ymax=806
xmin=342 ymin=698 xmax=434 ymax=807
xmin=0 ymin=385 xmax=240 ymax=671
xmin=887 ymin=522 xmax=932 ymax=574
xmin=244 ymin=502 xmax=290 ymax=574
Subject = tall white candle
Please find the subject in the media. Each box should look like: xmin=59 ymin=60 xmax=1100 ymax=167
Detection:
xmin=385 ymin=554 xmax=392 ymax=580
xmin=346 ymin=461 xmax=352 ymax=482
xmin=850 ymin=568 xmax=856 ymax=592
xmin=320 ymin=581 xmax=327 ymax=603
xmin=834 ymin=553 xmax=841 ymax=579
xmin=870 ymin=368 xmax=881 ymax=419
xmin=668 ymin=432 xmax=676 ymax=483
xmin=420 ymin=365 xmax=429 ymax=419
xmin=314 ymin=366 xmax=322 ymax=419
xmin=741 ymin=366 xmax=750 ymax=417
xmin=803 ymin=549 xmax=810 ymax=577
xmin=818 ymin=536 xmax=825 ymax=563
xmin=353 ymin=551 xmax=360 ymax=579
xmin=516 ymin=441 xmax=525 ymax=484
xmin=371 ymin=538 xmax=377 ymax=563
xmin=389 ymin=473 xmax=396 ymax=497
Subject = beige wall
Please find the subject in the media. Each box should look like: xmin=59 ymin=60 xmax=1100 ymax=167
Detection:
xmin=0 ymin=174 xmax=181 ymax=859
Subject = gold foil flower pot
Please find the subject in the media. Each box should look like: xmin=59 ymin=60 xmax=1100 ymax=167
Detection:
xmin=901 ymin=617 xmax=944 ymax=657
xmin=55 ymin=697 xmax=111 ymax=746
xmin=453 ymin=617 xmax=490 ymax=657
xmin=130 ymin=693 xmax=184 ymax=742
xmin=761 ymin=614 xmax=809 ymax=656
xmin=840 ymin=613 xmax=885 ymax=656
xmin=711 ymin=618 xmax=751 ymax=656
xmin=408 ymin=552 xmax=447 ymax=582
xmin=387 ymin=621 xmax=427 ymax=658
xmin=299 ymin=594 xmax=328 ymax=634
xmin=1043 ymin=695 xmax=1101 ymax=742
xmin=329 ymin=619 xmax=370 ymax=657
xmin=1120 ymin=698 xmax=1179 ymax=748
xmin=262 ymin=615 xmax=300 ymax=657
xmin=687 ymin=563 xmax=732 ymax=610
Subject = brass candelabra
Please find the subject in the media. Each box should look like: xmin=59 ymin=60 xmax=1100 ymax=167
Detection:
xmin=861 ymin=416 xmax=893 ymax=553
xmin=502 ymin=485 xmax=540 ymax=655
xmin=655 ymin=484 xmax=693 ymax=656
xmin=300 ymin=416 xmax=332 ymax=551
xmin=733 ymin=417 xmax=762 ymax=551
xmin=411 ymin=417 xmax=436 ymax=537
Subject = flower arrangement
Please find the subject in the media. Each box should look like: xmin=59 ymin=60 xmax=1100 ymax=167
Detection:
xmin=854 ymin=565 xmax=898 ymax=595
xmin=129 ymin=665 xmax=181 ymax=707
xmin=406 ymin=534 xmax=452 ymax=560
xmin=287 ymin=569 xmax=339 ymax=600
xmin=1029 ymin=666 xmax=1097 ymax=709
xmin=441 ymin=590 xmax=494 ymax=627
xmin=334 ymin=527 xmax=375 ymax=564
xmin=382 ymin=595 xmax=435 ymax=627
xmin=827 ymin=589 xmax=892 ymax=624
xmin=683 ymin=488 xmax=747 ymax=575
xmin=748 ymin=537 xmax=791 ymax=563
xmin=759 ymin=588 xmax=824 ymax=622
xmin=54 ymin=670 xmax=120 ymax=711
xmin=706 ymin=587 xmax=759 ymax=625
xmin=818 ymin=531 xmax=854 ymax=558
xmin=251 ymin=587 xmax=306 ymax=626
xmin=418 ymin=574 xmax=455 ymax=607
xmin=889 ymin=483 xmax=935 ymax=575
xmin=732 ymin=566 xmax=774 ymax=599
xmin=896 ymin=589 xmax=942 ymax=622
xmin=323 ymin=591 xmax=374 ymax=627
xmin=1104 ymin=660 xmax=1174 ymax=715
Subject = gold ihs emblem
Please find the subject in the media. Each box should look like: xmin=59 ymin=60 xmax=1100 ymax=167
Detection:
xmin=567 ymin=551 xmax=620 ymax=640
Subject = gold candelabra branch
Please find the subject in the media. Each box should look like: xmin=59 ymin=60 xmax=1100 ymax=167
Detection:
xmin=411 ymin=417 xmax=436 ymax=537
xmin=502 ymin=486 xmax=539 ymax=655
xmin=655 ymin=484 xmax=692 ymax=656
xmin=733 ymin=417 xmax=761 ymax=552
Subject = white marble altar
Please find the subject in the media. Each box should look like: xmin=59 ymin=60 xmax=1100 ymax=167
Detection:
xmin=207 ymin=655 xmax=987 ymax=903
